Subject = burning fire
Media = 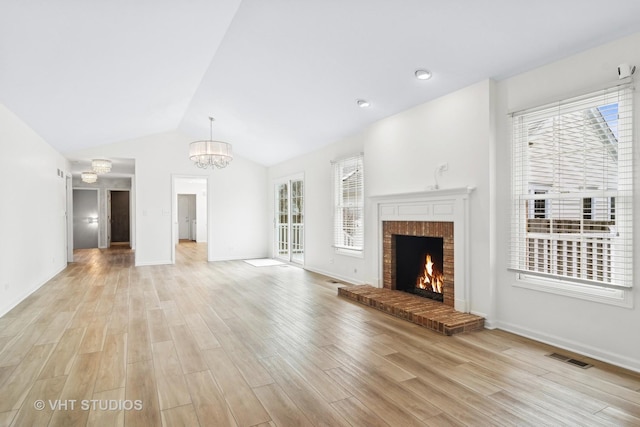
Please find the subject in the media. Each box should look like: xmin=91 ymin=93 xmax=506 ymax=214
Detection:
xmin=416 ymin=254 xmax=443 ymax=293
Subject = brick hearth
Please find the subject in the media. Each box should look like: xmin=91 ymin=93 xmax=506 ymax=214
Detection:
xmin=338 ymin=285 xmax=484 ymax=335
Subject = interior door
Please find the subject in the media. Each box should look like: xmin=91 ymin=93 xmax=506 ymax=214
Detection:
xmin=110 ymin=190 xmax=130 ymax=244
xmin=73 ymin=189 xmax=99 ymax=249
xmin=178 ymin=194 xmax=196 ymax=240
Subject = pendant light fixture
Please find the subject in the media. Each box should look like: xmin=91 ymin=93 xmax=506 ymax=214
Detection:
xmin=81 ymin=171 xmax=98 ymax=183
xmin=91 ymin=159 xmax=112 ymax=174
xmin=189 ymin=117 xmax=233 ymax=169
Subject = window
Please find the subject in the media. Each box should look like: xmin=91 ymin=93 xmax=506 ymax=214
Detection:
xmin=333 ymin=154 xmax=364 ymax=253
xmin=530 ymin=187 xmax=550 ymax=219
xmin=511 ymin=86 xmax=633 ymax=290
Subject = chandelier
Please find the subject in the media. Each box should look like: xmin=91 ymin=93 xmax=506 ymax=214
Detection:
xmin=81 ymin=171 xmax=98 ymax=183
xmin=91 ymin=159 xmax=112 ymax=174
xmin=189 ymin=117 xmax=233 ymax=169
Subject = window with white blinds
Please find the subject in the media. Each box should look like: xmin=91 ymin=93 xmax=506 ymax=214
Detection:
xmin=511 ymin=85 xmax=633 ymax=289
xmin=333 ymin=154 xmax=364 ymax=252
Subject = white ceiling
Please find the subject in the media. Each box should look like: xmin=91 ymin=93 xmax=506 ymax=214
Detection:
xmin=2 ymin=0 xmax=640 ymax=167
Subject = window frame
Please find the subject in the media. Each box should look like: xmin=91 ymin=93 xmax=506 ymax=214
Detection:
xmin=510 ymin=85 xmax=633 ymax=302
xmin=332 ymin=154 xmax=364 ymax=256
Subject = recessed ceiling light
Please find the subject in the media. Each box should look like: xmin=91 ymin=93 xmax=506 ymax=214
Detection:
xmin=357 ymin=99 xmax=371 ymax=108
xmin=415 ymin=69 xmax=432 ymax=80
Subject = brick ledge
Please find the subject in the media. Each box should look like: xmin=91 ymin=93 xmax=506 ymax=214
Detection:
xmin=338 ymin=285 xmax=484 ymax=335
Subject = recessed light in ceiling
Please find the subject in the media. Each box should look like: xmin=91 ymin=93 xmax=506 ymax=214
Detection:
xmin=415 ymin=69 xmax=432 ymax=80
xmin=357 ymin=99 xmax=371 ymax=108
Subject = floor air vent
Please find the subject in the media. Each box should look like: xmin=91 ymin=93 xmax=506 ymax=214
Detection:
xmin=546 ymin=352 xmax=593 ymax=369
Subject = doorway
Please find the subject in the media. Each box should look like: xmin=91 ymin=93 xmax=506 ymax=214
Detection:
xmin=274 ymin=176 xmax=304 ymax=264
xmin=109 ymin=190 xmax=130 ymax=246
xmin=171 ymin=176 xmax=209 ymax=263
xmin=178 ymin=194 xmax=197 ymax=241
xmin=73 ymin=189 xmax=99 ymax=249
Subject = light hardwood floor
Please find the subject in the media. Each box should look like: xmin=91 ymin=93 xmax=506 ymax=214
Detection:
xmin=1 ymin=242 xmax=639 ymax=426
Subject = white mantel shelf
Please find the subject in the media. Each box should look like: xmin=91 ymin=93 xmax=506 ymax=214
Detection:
xmin=369 ymin=186 xmax=476 ymax=201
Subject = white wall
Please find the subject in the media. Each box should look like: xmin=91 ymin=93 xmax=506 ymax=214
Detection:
xmin=0 ymin=104 xmax=69 ymax=316
xmin=268 ymin=80 xmax=495 ymax=320
xmin=268 ymin=133 xmax=365 ymax=283
xmin=269 ymin=32 xmax=640 ymax=371
xmin=67 ymin=131 xmax=268 ymax=265
xmin=364 ymin=80 xmax=495 ymax=319
xmin=494 ymin=32 xmax=640 ymax=371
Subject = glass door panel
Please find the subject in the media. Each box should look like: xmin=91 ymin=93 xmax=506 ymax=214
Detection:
xmin=275 ymin=182 xmax=289 ymax=259
xmin=274 ymin=177 xmax=304 ymax=264
xmin=291 ymin=179 xmax=304 ymax=264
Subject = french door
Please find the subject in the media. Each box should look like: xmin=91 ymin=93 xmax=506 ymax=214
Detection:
xmin=275 ymin=176 xmax=304 ymax=264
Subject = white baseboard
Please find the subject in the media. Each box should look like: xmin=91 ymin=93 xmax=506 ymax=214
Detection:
xmin=209 ymin=254 xmax=269 ymax=262
xmin=470 ymin=310 xmax=498 ymax=329
xmin=495 ymin=320 xmax=640 ymax=374
xmin=303 ymin=266 xmax=364 ymax=286
xmin=135 ymin=259 xmax=172 ymax=266
xmin=481 ymin=318 xmax=498 ymax=329
xmin=0 ymin=263 xmax=67 ymax=318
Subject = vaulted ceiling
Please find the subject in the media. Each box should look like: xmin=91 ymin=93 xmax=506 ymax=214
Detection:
xmin=2 ymin=0 xmax=640 ymax=166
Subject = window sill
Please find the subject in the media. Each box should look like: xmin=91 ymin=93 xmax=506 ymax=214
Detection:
xmin=513 ymin=273 xmax=633 ymax=308
xmin=335 ymin=248 xmax=364 ymax=259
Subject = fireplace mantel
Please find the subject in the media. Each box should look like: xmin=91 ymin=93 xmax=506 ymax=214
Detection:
xmin=372 ymin=186 xmax=475 ymax=313
xmin=370 ymin=186 xmax=475 ymax=201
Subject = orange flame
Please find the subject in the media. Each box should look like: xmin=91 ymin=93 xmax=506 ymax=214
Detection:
xmin=416 ymin=254 xmax=443 ymax=293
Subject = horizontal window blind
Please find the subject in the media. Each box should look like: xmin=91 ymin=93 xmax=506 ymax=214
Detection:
xmin=333 ymin=154 xmax=364 ymax=251
xmin=511 ymin=85 xmax=633 ymax=288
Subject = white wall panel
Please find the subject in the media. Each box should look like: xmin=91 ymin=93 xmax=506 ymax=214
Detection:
xmin=0 ymin=104 xmax=69 ymax=316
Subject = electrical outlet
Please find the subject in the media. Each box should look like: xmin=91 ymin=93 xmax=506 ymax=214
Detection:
xmin=3 ymin=283 xmax=8 ymax=292
xmin=438 ymin=162 xmax=449 ymax=173
xmin=354 ymin=268 xmax=358 ymax=273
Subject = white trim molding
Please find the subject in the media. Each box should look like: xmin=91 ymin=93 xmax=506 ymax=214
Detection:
xmin=371 ymin=186 xmax=475 ymax=313
xmin=496 ymin=320 xmax=640 ymax=374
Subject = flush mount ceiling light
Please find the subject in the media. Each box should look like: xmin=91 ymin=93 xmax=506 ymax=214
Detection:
xmin=81 ymin=171 xmax=98 ymax=183
xmin=357 ymin=99 xmax=371 ymax=108
xmin=189 ymin=117 xmax=233 ymax=169
xmin=91 ymin=159 xmax=112 ymax=174
xmin=415 ymin=69 xmax=432 ymax=80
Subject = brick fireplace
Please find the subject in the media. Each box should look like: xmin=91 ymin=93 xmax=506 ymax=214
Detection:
xmin=373 ymin=187 xmax=474 ymax=313
xmin=383 ymin=221 xmax=454 ymax=307
xmin=339 ymin=186 xmax=483 ymax=334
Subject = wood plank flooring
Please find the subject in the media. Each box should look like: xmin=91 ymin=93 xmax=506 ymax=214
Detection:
xmin=0 ymin=242 xmax=639 ymax=426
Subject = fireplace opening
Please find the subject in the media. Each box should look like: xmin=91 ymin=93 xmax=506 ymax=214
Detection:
xmin=395 ymin=235 xmax=444 ymax=302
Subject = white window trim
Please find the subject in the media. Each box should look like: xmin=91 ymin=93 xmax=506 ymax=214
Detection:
xmin=335 ymin=247 xmax=364 ymax=258
xmin=332 ymin=153 xmax=364 ymax=255
xmin=513 ymin=273 xmax=632 ymax=308
xmin=528 ymin=184 xmax=551 ymax=219
xmin=510 ymin=84 xmax=634 ymax=303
